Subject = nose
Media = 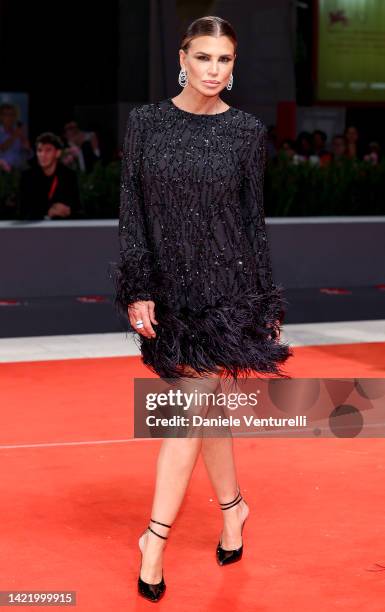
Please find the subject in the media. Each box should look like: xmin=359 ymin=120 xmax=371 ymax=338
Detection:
xmin=208 ymin=61 xmax=219 ymax=76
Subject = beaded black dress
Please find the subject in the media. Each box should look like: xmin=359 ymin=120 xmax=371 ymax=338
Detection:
xmin=110 ymin=97 xmax=293 ymax=381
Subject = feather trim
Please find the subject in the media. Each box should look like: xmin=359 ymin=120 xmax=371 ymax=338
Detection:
xmin=136 ymin=284 xmax=294 ymax=383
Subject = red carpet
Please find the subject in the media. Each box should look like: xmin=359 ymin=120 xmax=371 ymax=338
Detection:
xmin=1 ymin=343 xmax=385 ymax=610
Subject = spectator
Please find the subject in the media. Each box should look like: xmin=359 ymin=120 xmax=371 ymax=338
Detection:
xmin=19 ymin=132 xmax=80 ymax=220
xmin=312 ymin=130 xmax=332 ymax=166
xmin=0 ymin=103 xmax=33 ymax=169
xmin=344 ymin=125 xmax=364 ymax=160
xmin=331 ymin=134 xmax=347 ymax=162
xmin=62 ymin=120 xmax=101 ymax=172
xmin=363 ymin=141 xmax=381 ymax=165
xmin=295 ymin=131 xmax=314 ymax=160
xmin=279 ymin=139 xmax=296 ymax=162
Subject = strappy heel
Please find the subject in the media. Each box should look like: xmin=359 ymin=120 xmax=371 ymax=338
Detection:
xmin=138 ymin=518 xmax=171 ymax=602
xmin=216 ymin=486 xmax=248 ymax=566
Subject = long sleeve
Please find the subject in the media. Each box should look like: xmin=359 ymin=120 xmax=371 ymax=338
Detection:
xmin=240 ymin=123 xmax=274 ymax=292
xmin=111 ymin=107 xmax=156 ymax=316
xmin=240 ymin=122 xmax=287 ymax=329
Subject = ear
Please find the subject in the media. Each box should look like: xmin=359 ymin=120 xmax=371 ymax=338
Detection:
xmin=56 ymin=149 xmax=61 ymax=159
xmin=179 ymin=48 xmax=186 ymax=70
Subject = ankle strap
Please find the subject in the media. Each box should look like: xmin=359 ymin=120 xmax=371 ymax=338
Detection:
xmin=219 ymin=488 xmax=243 ymax=510
xmin=147 ymin=525 xmax=169 ymax=539
xmin=147 ymin=518 xmax=172 ymax=540
xmin=150 ymin=518 xmax=172 ymax=528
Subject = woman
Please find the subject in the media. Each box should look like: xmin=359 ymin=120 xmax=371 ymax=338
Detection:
xmin=344 ymin=125 xmax=364 ymax=160
xmin=111 ymin=15 xmax=293 ymax=602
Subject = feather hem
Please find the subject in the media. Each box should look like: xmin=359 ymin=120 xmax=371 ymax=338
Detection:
xmin=137 ymin=284 xmax=294 ymax=383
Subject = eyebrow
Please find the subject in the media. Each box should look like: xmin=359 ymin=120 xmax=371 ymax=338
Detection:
xmin=194 ymin=51 xmax=233 ymax=57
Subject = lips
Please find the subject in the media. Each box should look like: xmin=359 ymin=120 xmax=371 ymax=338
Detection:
xmin=203 ymin=81 xmax=220 ymax=84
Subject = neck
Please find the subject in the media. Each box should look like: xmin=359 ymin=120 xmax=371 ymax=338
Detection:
xmin=172 ymin=87 xmax=228 ymax=115
xmin=42 ymin=161 xmax=58 ymax=176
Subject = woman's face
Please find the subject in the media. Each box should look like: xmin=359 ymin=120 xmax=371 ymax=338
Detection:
xmin=180 ymin=35 xmax=235 ymax=96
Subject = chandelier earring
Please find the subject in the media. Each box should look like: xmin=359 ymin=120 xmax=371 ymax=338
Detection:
xmin=178 ymin=68 xmax=188 ymax=88
xmin=226 ymin=73 xmax=233 ymax=90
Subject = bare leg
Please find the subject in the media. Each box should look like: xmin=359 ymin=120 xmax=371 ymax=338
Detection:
xmin=201 ymin=374 xmax=249 ymax=550
xmin=139 ymin=366 xmax=219 ymax=584
xmin=201 ymin=436 xmax=249 ymax=550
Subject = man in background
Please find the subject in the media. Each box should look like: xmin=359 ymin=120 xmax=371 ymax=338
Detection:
xmin=63 ymin=120 xmax=101 ymax=173
xmin=19 ymin=132 xmax=80 ymax=220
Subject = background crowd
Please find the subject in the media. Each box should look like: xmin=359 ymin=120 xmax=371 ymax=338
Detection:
xmin=268 ymin=126 xmax=382 ymax=166
xmin=0 ymin=101 xmax=383 ymax=221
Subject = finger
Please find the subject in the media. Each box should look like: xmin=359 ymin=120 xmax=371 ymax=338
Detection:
xmin=148 ymin=302 xmax=158 ymax=325
xmin=141 ymin=306 xmax=156 ymax=338
xmin=129 ymin=315 xmax=149 ymax=338
xmin=129 ymin=305 xmax=155 ymax=339
xmin=128 ymin=306 xmax=146 ymax=336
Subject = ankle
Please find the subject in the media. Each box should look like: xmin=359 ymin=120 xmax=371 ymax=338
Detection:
xmin=222 ymin=498 xmax=245 ymax=517
xmin=145 ymin=529 xmax=168 ymax=548
xmin=142 ymin=517 xmax=172 ymax=550
xmin=218 ymin=486 xmax=243 ymax=510
xmin=219 ymin=486 xmax=240 ymax=503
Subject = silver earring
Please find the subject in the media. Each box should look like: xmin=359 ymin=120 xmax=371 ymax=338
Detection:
xmin=226 ymin=73 xmax=233 ymax=90
xmin=178 ymin=68 xmax=188 ymax=88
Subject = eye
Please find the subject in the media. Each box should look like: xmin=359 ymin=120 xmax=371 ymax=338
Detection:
xmin=196 ymin=56 xmax=231 ymax=62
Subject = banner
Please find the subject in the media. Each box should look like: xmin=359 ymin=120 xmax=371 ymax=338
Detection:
xmin=317 ymin=0 xmax=385 ymax=101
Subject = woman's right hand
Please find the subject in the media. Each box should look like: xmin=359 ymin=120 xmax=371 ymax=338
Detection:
xmin=128 ymin=300 xmax=158 ymax=339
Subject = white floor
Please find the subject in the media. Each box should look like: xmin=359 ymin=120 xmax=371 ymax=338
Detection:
xmin=0 ymin=320 xmax=384 ymax=362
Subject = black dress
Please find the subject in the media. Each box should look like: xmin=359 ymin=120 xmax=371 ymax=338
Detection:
xmin=110 ymin=97 xmax=293 ymax=381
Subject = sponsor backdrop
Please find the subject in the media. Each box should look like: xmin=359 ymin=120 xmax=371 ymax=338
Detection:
xmin=317 ymin=0 xmax=385 ymax=101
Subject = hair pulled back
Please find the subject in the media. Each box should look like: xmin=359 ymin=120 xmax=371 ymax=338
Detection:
xmin=180 ymin=15 xmax=237 ymax=53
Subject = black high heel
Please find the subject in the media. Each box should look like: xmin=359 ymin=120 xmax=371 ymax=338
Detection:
xmin=216 ymin=487 xmax=248 ymax=566
xmin=138 ymin=518 xmax=171 ymax=602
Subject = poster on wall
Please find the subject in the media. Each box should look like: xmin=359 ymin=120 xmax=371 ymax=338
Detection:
xmin=316 ymin=0 xmax=385 ymax=102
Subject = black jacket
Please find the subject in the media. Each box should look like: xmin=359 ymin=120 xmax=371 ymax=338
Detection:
xmin=19 ymin=161 xmax=80 ymax=220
